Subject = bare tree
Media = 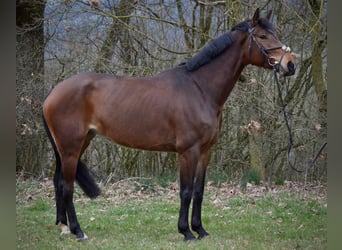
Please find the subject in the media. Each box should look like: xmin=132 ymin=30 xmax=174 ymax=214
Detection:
xmin=94 ymin=0 xmax=137 ymax=73
xmin=16 ymin=0 xmax=47 ymax=175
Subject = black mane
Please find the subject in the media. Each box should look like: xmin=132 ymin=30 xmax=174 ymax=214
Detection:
xmin=185 ymin=18 xmax=276 ymax=71
xmin=185 ymin=32 xmax=235 ymax=71
xmin=231 ymin=19 xmax=250 ymax=32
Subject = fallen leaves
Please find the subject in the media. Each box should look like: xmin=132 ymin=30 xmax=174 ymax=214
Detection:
xmin=16 ymin=177 xmax=327 ymax=215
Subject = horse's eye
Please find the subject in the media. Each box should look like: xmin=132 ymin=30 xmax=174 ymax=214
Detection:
xmin=259 ymin=35 xmax=267 ymax=40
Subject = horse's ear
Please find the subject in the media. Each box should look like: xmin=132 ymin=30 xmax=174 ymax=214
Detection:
xmin=252 ymin=8 xmax=260 ymax=26
xmin=266 ymin=10 xmax=272 ymax=20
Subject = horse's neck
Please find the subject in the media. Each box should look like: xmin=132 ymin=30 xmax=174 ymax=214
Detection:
xmin=192 ymin=35 xmax=247 ymax=107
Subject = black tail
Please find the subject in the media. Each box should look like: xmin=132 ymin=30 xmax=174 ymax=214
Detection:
xmin=42 ymin=113 xmax=101 ymax=199
xmin=42 ymin=112 xmax=62 ymax=187
xmin=75 ymin=161 xmax=101 ymax=198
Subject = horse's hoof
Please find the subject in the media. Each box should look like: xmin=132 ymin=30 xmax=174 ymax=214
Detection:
xmin=77 ymin=233 xmax=88 ymax=241
xmin=184 ymin=233 xmax=197 ymax=241
xmin=198 ymin=232 xmax=209 ymax=240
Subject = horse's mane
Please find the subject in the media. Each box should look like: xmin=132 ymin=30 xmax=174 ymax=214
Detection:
xmin=185 ymin=18 xmax=275 ymax=71
xmin=185 ymin=32 xmax=235 ymax=71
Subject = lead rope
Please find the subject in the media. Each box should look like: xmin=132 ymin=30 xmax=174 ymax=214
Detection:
xmin=272 ymin=67 xmax=327 ymax=172
xmin=272 ymin=68 xmax=301 ymax=172
xmin=248 ymin=27 xmax=327 ymax=172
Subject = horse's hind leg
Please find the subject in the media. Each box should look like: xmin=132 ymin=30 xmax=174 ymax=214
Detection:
xmin=60 ymin=153 xmax=87 ymax=240
xmin=59 ymin=129 xmax=98 ymax=240
xmin=50 ymin=127 xmax=92 ymax=240
xmin=43 ymin=114 xmax=69 ymax=232
xmin=53 ymin=160 xmax=68 ymax=232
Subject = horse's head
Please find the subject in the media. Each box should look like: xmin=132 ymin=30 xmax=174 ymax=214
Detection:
xmin=244 ymin=8 xmax=296 ymax=76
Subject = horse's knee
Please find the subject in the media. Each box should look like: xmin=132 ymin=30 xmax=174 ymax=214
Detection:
xmin=193 ymin=188 xmax=204 ymax=201
xmin=179 ymin=188 xmax=192 ymax=201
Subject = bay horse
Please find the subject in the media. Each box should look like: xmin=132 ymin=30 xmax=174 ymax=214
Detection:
xmin=42 ymin=8 xmax=296 ymax=241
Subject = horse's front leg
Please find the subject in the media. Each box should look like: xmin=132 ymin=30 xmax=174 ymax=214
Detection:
xmin=191 ymin=150 xmax=211 ymax=239
xmin=177 ymin=147 xmax=199 ymax=241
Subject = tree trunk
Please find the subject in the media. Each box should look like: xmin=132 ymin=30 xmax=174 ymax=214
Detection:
xmin=16 ymin=0 xmax=47 ymax=174
xmin=176 ymin=0 xmax=194 ymax=50
xmin=16 ymin=0 xmax=46 ymax=104
xmin=94 ymin=0 xmax=137 ymax=73
xmin=308 ymin=0 xmax=327 ymax=134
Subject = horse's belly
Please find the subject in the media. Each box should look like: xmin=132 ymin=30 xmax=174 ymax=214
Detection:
xmin=92 ymin=117 xmax=177 ymax=152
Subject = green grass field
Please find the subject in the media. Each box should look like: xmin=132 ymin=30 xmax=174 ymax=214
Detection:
xmin=16 ymin=178 xmax=327 ymax=249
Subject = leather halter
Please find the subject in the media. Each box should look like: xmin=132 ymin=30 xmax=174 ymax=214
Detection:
xmin=248 ymin=26 xmax=291 ymax=71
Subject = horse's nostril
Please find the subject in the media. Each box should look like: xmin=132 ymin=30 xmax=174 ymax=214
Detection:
xmin=287 ymin=61 xmax=295 ymax=75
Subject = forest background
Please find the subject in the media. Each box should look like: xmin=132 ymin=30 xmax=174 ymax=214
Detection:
xmin=16 ymin=0 xmax=327 ymax=185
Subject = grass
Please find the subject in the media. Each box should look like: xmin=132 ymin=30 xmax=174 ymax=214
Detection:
xmin=16 ymin=178 xmax=327 ymax=249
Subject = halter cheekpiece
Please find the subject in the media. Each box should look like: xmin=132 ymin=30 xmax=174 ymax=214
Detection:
xmin=248 ymin=26 xmax=291 ymax=71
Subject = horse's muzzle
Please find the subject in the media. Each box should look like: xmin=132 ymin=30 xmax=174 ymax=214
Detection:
xmin=282 ymin=61 xmax=296 ymax=76
xmin=287 ymin=61 xmax=296 ymax=76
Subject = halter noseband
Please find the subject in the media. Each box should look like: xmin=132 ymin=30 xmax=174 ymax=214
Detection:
xmin=248 ymin=26 xmax=291 ymax=71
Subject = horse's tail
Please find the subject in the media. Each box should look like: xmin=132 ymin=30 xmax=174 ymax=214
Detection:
xmin=75 ymin=161 xmax=101 ymax=199
xmin=42 ymin=112 xmax=100 ymax=199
